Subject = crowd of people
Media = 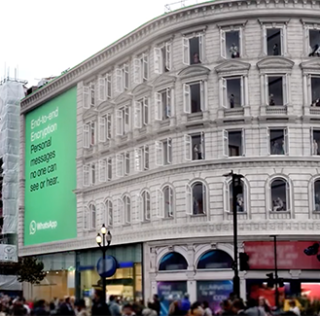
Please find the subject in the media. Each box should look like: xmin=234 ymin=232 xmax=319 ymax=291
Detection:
xmin=0 ymin=290 xmax=310 ymax=316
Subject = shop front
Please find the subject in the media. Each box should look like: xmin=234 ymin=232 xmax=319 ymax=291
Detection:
xmin=244 ymin=240 xmax=320 ymax=305
xmin=79 ymin=243 xmax=142 ymax=303
xmin=23 ymin=251 xmax=76 ymax=301
xmin=145 ymin=242 xmax=236 ymax=316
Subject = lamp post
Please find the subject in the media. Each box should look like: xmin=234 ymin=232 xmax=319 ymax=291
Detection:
xmin=96 ymin=224 xmax=112 ymax=304
xmin=224 ymin=170 xmax=244 ymax=299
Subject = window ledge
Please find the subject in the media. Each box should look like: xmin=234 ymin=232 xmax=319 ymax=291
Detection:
xmin=266 ymin=105 xmax=288 ymax=115
xmin=162 ymin=216 xmax=174 ymax=221
xmin=189 ymin=213 xmax=206 ymax=217
xmin=224 ymin=107 xmax=244 ymax=117
xmin=269 ymin=211 xmax=291 ymax=219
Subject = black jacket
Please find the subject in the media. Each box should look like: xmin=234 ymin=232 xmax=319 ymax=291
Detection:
xmin=91 ymin=300 xmax=111 ymax=316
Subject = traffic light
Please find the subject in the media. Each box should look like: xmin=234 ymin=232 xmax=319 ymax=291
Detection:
xmin=239 ymin=252 xmax=250 ymax=271
xmin=266 ymin=273 xmax=274 ymax=288
xmin=304 ymin=243 xmax=319 ymax=256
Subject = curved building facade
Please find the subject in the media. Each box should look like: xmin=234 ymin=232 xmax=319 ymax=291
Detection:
xmin=20 ymin=0 xmax=320 ymax=303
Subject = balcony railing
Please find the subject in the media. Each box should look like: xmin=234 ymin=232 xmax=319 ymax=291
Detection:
xmin=224 ymin=107 xmax=244 ymax=117
xmin=266 ymin=106 xmax=287 ymax=115
xmin=310 ymin=106 xmax=320 ymax=115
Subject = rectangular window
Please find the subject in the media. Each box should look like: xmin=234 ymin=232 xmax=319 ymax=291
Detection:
xmin=311 ymin=129 xmax=320 ymax=155
xmin=106 ymin=73 xmax=112 ymax=99
xmin=221 ymin=29 xmax=241 ymax=59
xmin=225 ymin=130 xmax=245 ymax=157
xmin=134 ymin=145 xmax=149 ymax=171
xmin=83 ymin=123 xmax=90 ymax=149
xmin=310 ymin=76 xmax=320 ymax=106
xmin=90 ymin=122 xmax=96 ymax=146
xmin=134 ymin=97 xmax=149 ymax=128
xmin=116 ymin=106 xmax=130 ymax=136
xmin=83 ymin=164 xmax=90 ymax=187
xmin=134 ymin=53 xmax=149 ymax=84
xmin=90 ymin=82 xmax=95 ymax=106
xmin=221 ymin=77 xmax=244 ymax=108
xmin=90 ymin=163 xmax=96 ymax=185
xmin=107 ymin=157 xmax=112 ymax=181
xmin=154 ymin=42 xmax=172 ymax=74
xmin=265 ymin=27 xmax=284 ymax=56
xmin=155 ymin=88 xmax=173 ymax=120
xmin=99 ymin=159 xmax=106 ymax=182
xmin=308 ymin=29 xmax=320 ymax=57
xmin=183 ymin=82 xmax=205 ymax=114
xmin=182 ymin=34 xmax=204 ymax=65
xmin=155 ymin=138 xmax=172 ymax=166
xmin=266 ymin=75 xmax=288 ymax=106
xmin=269 ymin=129 xmax=288 ymax=155
xmin=115 ymin=64 xmax=129 ymax=93
xmin=116 ymin=152 xmax=130 ymax=177
xmin=185 ymin=133 xmax=205 ymax=161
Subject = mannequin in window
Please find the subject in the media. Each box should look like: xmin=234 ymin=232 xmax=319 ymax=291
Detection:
xmin=309 ymin=44 xmax=320 ymax=57
xmin=313 ymin=139 xmax=319 ymax=155
xmin=273 ymin=44 xmax=279 ymax=56
xmin=193 ymin=144 xmax=203 ymax=160
xmin=273 ymin=197 xmax=284 ymax=212
xmin=269 ymin=94 xmax=275 ymax=106
xmin=230 ymin=94 xmax=235 ymax=108
xmin=193 ymin=53 xmax=201 ymax=64
xmin=229 ymin=43 xmax=239 ymax=58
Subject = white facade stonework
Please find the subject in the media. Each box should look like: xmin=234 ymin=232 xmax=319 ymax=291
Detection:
xmin=19 ymin=0 xmax=320 ymax=299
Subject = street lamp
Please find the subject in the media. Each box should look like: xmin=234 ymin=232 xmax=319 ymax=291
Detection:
xmin=270 ymin=235 xmax=279 ymax=309
xmin=96 ymin=223 xmax=112 ymax=304
xmin=223 ymin=170 xmax=244 ymax=299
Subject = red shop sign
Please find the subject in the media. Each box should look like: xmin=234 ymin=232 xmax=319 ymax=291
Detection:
xmin=244 ymin=241 xmax=320 ymax=270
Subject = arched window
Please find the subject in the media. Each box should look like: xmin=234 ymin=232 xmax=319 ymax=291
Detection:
xmin=159 ymin=252 xmax=188 ymax=271
xmin=157 ymin=186 xmax=174 ymax=218
xmin=123 ymin=195 xmax=131 ymax=224
xmin=141 ymin=191 xmax=151 ymax=221
xmin=270 ymin=178 xmax=290 ymax=212
xmin=89 ymin=203 xmax=96 ymax=229
xmin=314 ymin=179 xmax=320 ymax=212
xmin=186 ymin=181 xmax=207 ymax=215
xmin=104 ymin=200 xmax=113 ymax=227
xmin=197 ymin=250 xmax=233 ymax=269
xmin=226 ymin=180 xmax=247 ymax=213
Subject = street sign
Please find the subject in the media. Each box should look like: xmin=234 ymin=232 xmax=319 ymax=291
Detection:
xmin=96 ymin=255 xmax=118 ymax=278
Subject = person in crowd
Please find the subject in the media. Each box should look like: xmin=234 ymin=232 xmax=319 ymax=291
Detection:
xmin=21 ymin=298 xmax=31 ymax=315
xmin=109 ymin=295 xmax=121 ymax=316
xmin=151 ymin=295 xmax=160 ymax=316
xmin=246 ymin=298 xmax=266 ymax=316
xmin=142 ymin=301 xmax=157 ymax=316
xmin=218 ymin=300 xmax=233 ymax=315
xmin=258 ymin=296 xmax=271 ymax=316
xmin=74 ymin=299 xmax=88 ymax=316
xmin=58 ymin=297 xmax=74 ymax=316
xmin=202 ymin=301 xmax=212 ymax=316
xmin=33 ymin=300 xmax=49 ymax=316
xmin=169 ymin=300 xmax=182 ymax=316
xmin=288 ymin=300 xmax=300 ymax=316
xmin=187 ymin=302 xmax=203 ymax=316
xmin=91 ymin=290 xmax=110 ymax=316
xmin=232 ymin=299 xmax=246 ymax=315
xmin=181 ymin=294 xmax=191 ymax=315
xmin=122 ymin=304 xmax=136 ymax=316
xmin=49 ymin=302 xmax=57 ymax=315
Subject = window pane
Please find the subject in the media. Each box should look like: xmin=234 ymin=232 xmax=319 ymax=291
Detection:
xmin=311 ymin=77 xmax=320 ymax=105
xmin=270 ymin=129 xmax=285 ymax=155
xmin=227 ymin=78 xmax=241 ymax=108
xmin=271 ymin=179 xmax=287 ymax=211
xmin=313 ymin=130 xmax=320 ymax=155
xmin=309 ymin=30 xmax=320 ymax=56
xmin=189 ymin=37 xmax=200 ymax=64
xmin=190 ymin=83 xmax=201 ymax=113
xmin=267 ymin=28 xmax=281 ymax=56
xmin=268 ymin=76 xmax=283 ymax=106
xmin=226 ymin=31 xmax=240 ymax=59
xmin=229 ymin=182 xmax=245 ymax=212
xmin=159 ymin=252 xmax=188 ymax=270
xmin=192 ymin=183 xmax=205 ymax=215
xmin=164 ymin=187 xmax=173 ymax=218
xmin=314 ymin=180 xmax=320 ymax=211
xmin=191 ymin=134 xmax=204 ymax=160
xmin=228 ymin=131 xmax=242 ymax=157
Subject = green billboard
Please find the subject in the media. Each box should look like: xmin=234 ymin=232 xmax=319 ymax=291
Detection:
xmin=24 ymin=87 xmax=77 ymax=246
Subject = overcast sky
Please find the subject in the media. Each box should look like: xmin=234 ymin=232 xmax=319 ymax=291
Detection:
xmin=0 ymin=0 xmax=205 ymax=87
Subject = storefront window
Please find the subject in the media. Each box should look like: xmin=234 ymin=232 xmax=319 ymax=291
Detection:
xmin=159 ymin=252 xmax=188 ymax=271
xmin=197 ymin=250 xmax=233 ymax=269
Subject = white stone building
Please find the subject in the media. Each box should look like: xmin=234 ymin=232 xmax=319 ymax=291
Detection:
xmin=19 ymin=0 xmax=320 ymax=304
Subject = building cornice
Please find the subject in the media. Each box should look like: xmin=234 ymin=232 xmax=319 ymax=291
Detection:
xmin=18 ymin=220 xmax=320 ymax=256
xmin=20 ymin=0 xmax=320 ymax=113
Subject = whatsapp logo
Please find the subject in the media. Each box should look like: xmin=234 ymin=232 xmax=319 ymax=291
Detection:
xmin=30 ymin=220 xmax=37 ymax=235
